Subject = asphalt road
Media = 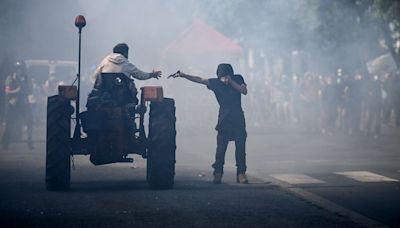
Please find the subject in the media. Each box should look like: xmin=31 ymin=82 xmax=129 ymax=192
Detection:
xmin=0 ymin=125 xmax=399 ymax=227
xmin=178 ymin=126 xmax=400 ymax=227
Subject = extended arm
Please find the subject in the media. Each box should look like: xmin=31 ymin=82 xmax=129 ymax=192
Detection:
xmin=175 ymin=71 xmax=209 ymax=86
xmin=126 ymin=63 xmax=161 ymax=80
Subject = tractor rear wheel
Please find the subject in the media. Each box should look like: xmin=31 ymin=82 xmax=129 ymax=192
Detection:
xmin=45 ymin=95 xmax=72 ymax=191
xmin=147 ymin=98 xmax=176 ymax=189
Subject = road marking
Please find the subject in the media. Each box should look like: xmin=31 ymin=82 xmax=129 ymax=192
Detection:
xmin=247 ymin=171 xmax=388 ymax=228
xmin=334 ymin=171 xmax=399 ymax=182
xmin=270 ymin=174 xmax=325 ymax=184
xmin=184 ymin=148 xmax=387 ymax=227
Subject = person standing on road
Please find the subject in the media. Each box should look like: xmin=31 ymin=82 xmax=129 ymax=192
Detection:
xmin=170 ymin=63 xmax=248 ymax=184
xmin=1 ymin=61 xmax=34 ymax=150
xmin=365 ymin=75 xmax=382 ymax=138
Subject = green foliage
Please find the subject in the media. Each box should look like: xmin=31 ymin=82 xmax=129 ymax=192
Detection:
xmin=193 ymin=0 xmax=399 ymax=71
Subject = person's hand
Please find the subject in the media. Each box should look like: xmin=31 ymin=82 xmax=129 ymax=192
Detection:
xmin=168 ymin=70 xmax=183 ymax=79
xmin=221 ymin=76 xmax=231 ymax=85
xmin=151 ymin=70 xmax=162 ymax=79
xmin=225 ymin=75 xmax=232 ymax=84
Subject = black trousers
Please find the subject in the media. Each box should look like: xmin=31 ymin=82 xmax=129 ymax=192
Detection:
xmin=1 ymin=104 xmax=33 ymax=146
xmin=212 ymin=130 xmax=247 ymax=175
xmin=366 ymin=106 xmax=381 ymax=135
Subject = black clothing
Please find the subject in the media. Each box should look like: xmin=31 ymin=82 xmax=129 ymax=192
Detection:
xmin=207 ymin=74 xmax=247 ymax=175
xmin=344 ymin=79 xmax=362 ymax=133
xmin=393 ymin=77 xmax=400 ymax=126
xmin=2 ymin=74 xmax=33 ymax=149
xmin=365 ymin=79 xmax=382 ymax=136
xmin=2 ymin=103 xmax=33 ymax=147
xmin=212 ymin=131 xmax=247 ymax=175
xmin=322 ymin=84 xmax=338 ymax=132
xmin=207 ymin=75 xmax=246 ymax=138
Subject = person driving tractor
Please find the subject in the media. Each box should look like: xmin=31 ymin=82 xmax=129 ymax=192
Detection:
xmin=90 ymin=43 xmax=161 ymax=102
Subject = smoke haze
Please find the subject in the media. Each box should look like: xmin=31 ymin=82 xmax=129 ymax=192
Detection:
xmin=0 ymin=0 xmax=398 ymax=146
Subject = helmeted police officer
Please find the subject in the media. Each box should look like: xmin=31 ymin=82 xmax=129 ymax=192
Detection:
xmin=2 ymin=61 xmax=34 ymax=150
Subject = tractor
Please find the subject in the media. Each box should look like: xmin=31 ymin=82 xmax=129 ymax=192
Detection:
xmin=45 ymin=15 xmax=176 ymax=191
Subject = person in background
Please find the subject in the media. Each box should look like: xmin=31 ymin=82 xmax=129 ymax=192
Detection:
xmin=42 ymin=72 xmax=61 ymax=97
xmin=393 ymin=71 xmax=400 ymax=127
xmin=321 ymin=75 xmax=338 ymax=136
xmin=343 ymin=73 xmax=363 ymax=135
xmin=1 ymin=61 xmax=34 ymax=150
xmin=365 ymin=75 xmax=382 ymax=138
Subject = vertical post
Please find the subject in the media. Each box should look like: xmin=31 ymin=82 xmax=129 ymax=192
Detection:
xmin=73 ymin=15 xmax=86 ymax=148
xmin=139 ymin=88 xmax=146 ymax=139
xmin=73 ymin=27 xmax=82 ymax=142
xmin=77 ymin=28 xmax=81 ymax=120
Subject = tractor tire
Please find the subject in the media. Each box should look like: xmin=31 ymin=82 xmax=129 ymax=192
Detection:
xmin=45 ymin=95 xmax=72 ymax=191
xmin=147 ymin=98 xmax=176 ymax=189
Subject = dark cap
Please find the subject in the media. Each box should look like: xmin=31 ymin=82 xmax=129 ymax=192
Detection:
xmin=216 ymin=63 xmax=234 ymax=78
xmin=113 ymin=43 xmax=129 ymax=58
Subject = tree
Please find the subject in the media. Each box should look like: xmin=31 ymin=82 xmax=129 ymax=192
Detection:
xmin=371 ymin=0 xmax=400 ymax=69
xmin=314 ymin=0 xmax=400 ymax=72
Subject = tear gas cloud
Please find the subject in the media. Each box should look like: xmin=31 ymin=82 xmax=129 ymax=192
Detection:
xmin=0 ymin=0 xmax=396 ymax=161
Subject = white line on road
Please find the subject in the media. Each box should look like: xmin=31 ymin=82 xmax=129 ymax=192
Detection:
xmin=334 ymin=171 xmax=399 ymax=182
xmin=247 ymin=171 xmax=388 ymax=228
xmin=184 ymin=149 xmax=388 ymax=227
xmin=270 ymin=174 xmax=325 ymax=184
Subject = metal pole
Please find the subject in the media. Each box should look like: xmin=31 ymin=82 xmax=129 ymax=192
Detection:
xmin=73 ymin=27 xmax=82 ymax=142
xmin=77 ymin=27 xmax=81 ymax=120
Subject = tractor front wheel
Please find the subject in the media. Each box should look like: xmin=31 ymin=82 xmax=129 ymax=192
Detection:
xmin=45 ymin=95 xmax=72 ymax=191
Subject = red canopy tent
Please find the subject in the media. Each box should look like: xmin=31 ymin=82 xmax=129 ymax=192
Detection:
xmin=159 ymin=21 xmax=245 ymax=131
xmin=162 ymin=21 xmax=243 ymax=57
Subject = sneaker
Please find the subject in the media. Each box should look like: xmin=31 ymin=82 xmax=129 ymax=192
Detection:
xmin=237 ymin=173 xmax=249 ymax=184
xmin=213 ymin=173 xmax=223 ymax=184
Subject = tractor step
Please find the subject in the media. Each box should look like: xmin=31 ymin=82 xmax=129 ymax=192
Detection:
xmin=117 ymin=157 xmax=134 ymax=163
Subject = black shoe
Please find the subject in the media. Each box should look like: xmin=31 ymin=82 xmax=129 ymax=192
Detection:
xmin=237 ymin=173 xmax=249 ymax=184
xmin=213 ymin=173 xmax=223 ymax=184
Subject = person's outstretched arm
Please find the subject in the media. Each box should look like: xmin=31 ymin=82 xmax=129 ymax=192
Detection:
xmin=126 ymin=62 xmax=161 ymax=80
xmin=173 ymin=71 xmax=209 ymax=86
